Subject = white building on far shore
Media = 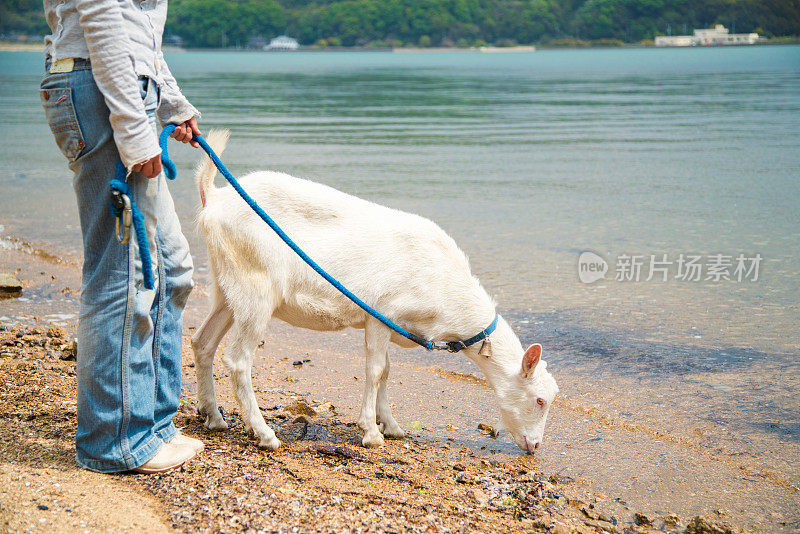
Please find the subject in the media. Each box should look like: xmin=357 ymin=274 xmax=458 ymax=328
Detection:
xmin=265 ymin=35 xmax=299 ymax=51
xmin=655 ymin=25 xmax=758 ymax=47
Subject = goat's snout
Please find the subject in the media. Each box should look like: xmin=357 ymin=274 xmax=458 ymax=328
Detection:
xmin=522 ymin=435 xmax=541 ymax=454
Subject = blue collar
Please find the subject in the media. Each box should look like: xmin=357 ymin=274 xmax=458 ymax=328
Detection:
xmin=426 ymin=314 xmax=499 ymax=353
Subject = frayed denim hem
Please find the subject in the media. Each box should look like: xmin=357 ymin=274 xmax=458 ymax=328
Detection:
xmin=155 ymin=421 xmax=178 ymax=443
xmin=76 ymin=434 xmax=163 ymax=473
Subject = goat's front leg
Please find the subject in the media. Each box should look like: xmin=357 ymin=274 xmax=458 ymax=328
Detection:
xmin=191 ymin=290 xmax=233 ymax=431
xmin=357 ymin=317 xmax=391 ymax=448
xmin=223 ymin=321 xmax=281 ymax=451
xmin=376 ymin=352 xmax=405 ymax=439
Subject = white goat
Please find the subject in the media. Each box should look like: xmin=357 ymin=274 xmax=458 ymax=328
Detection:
xmin=190 ymin=130 xmax=559 ymax=454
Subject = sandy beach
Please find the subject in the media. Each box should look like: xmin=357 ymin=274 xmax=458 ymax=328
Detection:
xmin=0 ymin=42 xmax=44 ymax=52
xmin=2 ymin=227 xmax=798 ymax=533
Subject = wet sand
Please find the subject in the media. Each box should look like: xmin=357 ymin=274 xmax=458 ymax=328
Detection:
xmin=1 ymin=235 xmax=798 ymax=532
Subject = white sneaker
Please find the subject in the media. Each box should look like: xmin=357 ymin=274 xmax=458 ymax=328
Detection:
xmin=133 ymin=442 xmax=197 ymax=474
xmin=169 ymin=432 xmax=205 ymax=454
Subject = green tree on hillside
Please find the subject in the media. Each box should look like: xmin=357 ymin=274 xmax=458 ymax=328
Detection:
xmin=3 ymin=0 xmax=799 ymax=47
xmin=0 ymin=0 xmax=49 ymax=36
xmin=168 ymin=0 xmax=287 ymax=47
xmin=573 ymin=0 xmax=800 ymax=40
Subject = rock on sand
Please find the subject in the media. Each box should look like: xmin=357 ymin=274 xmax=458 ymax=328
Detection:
xmin=0 ymin=272 xmax=23 ymax=294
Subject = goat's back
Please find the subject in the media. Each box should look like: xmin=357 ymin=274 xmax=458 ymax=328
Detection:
xmin=198 ymin=171 xmax=486 ymax=334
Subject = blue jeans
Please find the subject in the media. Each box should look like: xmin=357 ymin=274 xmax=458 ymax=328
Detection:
xmin=41 ymin=59 xmax=194 ymax=472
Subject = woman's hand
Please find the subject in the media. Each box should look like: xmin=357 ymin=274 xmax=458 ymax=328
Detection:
xmin=132 ymin=154 xmax=163 ymax=178
xmin=133 ymin=117 xmax=200 ymax=178
xmin=171 ymin=117 xmax=201 ymax=148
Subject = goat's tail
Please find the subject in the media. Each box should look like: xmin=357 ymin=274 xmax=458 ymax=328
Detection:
xmin=194 ymin=128 xmax=230 ymax=208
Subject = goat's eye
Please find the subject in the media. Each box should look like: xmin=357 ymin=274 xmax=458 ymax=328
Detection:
xmin=536 ymin=398 xmax=545 ymax=407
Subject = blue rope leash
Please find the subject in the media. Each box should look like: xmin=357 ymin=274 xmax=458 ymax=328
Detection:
xmin=109 ymin=162 xmax=156 ymax=290
xmin=157 ymin=124 xmax=497 ymax=352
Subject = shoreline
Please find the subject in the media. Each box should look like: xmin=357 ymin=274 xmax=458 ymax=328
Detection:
xmin=2 ymin=229 xmax=799 ymax=532
xmin=3 ymin=40 xmax=798 ymax=54
xmin=0 ymin=42 xmax=44 ymax=52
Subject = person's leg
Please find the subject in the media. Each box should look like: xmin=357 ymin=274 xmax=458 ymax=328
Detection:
xmin=41 ymin=63 xmax=163 ymax=472
xmin=138 ymin=80 xmax=195 ymax=440
xmin=151 ymin=192 xmax=194 ymax=439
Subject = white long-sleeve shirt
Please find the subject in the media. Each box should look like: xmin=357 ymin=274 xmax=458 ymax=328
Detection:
xmin=43 ymin=0 xmax=199 ymax=169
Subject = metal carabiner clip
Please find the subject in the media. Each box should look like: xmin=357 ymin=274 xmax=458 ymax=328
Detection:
xmin=115 ymin=194 xmax=132 ymax=245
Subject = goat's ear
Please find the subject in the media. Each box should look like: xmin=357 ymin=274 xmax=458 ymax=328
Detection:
xmin=521 ymin=344 xmax=542 ymax=379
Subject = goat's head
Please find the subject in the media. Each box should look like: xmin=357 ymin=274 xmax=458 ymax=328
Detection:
xmin=496 ymin=343 xmax=559 ymax=454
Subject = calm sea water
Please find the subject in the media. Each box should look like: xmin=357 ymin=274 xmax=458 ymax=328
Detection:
xmin=1 ymin=46 xmax=799 ymax=375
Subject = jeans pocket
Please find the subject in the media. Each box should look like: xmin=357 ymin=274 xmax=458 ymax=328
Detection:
xmin=139 ymin=77 xmax=159 ymax=112
xmin=138 ymin=77 xmax=148 ymax=100
xmin=40 ymin=87 xmax=85 ymax=162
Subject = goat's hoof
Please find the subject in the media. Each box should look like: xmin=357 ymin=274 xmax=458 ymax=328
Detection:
xmin=382 ymin=425 xmax=406 ymax=440
xmin=257 ymin=436 xmax=282 ymax=451
xmin=204 ymin=415 xmax=228 ymax=432
xmin=362 ymin=432 xmax=384 ymax=448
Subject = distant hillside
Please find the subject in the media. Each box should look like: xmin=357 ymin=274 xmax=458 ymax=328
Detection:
xmin=1 ymin=1 xmax=50 ymax=37
xmin=3 ymin=0 xmax=799 ymax=48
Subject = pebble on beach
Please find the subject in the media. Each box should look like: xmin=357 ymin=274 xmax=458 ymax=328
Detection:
xmin=46 ymin=325 xmax=67 ymax=339
xmin=284 ymin=398 xmax=319 ymax=417
xmin=685 ymin=515 xmax=735 ymax=534
xmin=478 ymin=422 xmax=499 ymax=438
xmin=0 ymin=272 xmax=23 ymax=295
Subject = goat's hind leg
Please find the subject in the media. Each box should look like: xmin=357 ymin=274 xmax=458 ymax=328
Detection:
xmin=191 ymin=290 xmax=233 ymax=431
xmin=224 ymin=316 xmax=281 ymax=451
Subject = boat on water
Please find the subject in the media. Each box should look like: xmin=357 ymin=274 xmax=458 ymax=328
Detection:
xmin=265 ymin=35 xmax=299 ymax=51
xmin=655 ymin=24 xmax=759 ymax=47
